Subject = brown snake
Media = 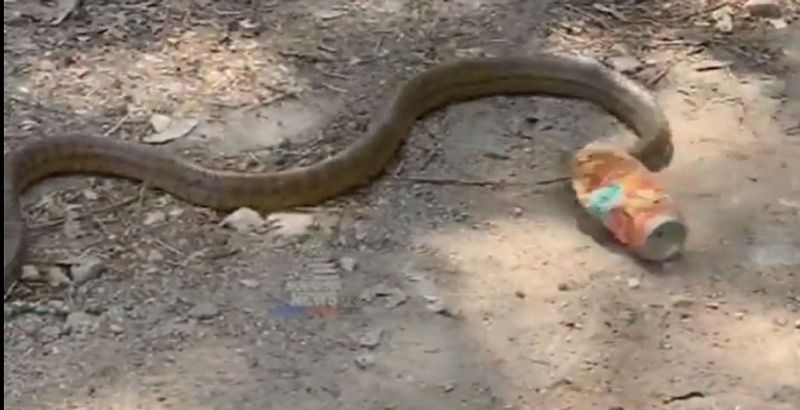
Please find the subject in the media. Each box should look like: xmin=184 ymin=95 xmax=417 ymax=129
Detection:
xmin=3 ymin=53 xmax=673 ymax=294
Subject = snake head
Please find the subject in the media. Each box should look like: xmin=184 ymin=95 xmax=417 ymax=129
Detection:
xmin=630 ymin=131 xmax=674 ymax=172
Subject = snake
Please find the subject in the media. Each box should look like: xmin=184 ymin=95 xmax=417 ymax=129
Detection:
xmin=3 ymin=52 xmax=673 ymax=295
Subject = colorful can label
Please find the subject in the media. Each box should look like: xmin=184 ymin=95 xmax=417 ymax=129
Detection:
xmin=571 ymin=146 xmax=687 ymax=261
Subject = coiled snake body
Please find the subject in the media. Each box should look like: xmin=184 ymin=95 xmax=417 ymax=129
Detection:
xmin=3 ymin=53 xmax=673 ymax=294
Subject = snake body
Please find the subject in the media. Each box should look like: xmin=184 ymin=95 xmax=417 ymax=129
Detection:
xmin=3 ymin=53 xmax=673 ymax=294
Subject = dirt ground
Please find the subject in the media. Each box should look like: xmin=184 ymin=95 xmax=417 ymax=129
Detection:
xmin=3 ymin=0 xmax=799 ymax=409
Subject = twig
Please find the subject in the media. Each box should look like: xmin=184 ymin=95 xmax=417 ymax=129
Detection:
xmin=591 ymin=4 xmax=629 ymax=22
xmin=154 ymin=237 xmax=186 ymax=257
xmin=101 ymin=111 xmax=132 ymax=137
xmin=563 ymin=5 xmax=609 ymax=29
xmin=393 ymin=175 xmax=569 ymax=187
xmin=645 ymin=65 xmax=672 ymax=87
xmin=694 ymin=62 xmax=732 ymax=72
xmin=667 ymin=1 xmax=732 ymax=22
xmin=30 ymin=195 xmax=138 ymax=230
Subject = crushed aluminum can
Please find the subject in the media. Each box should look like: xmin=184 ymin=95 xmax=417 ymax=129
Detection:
xmin=570 ymin=145 xmax=687 ymax=261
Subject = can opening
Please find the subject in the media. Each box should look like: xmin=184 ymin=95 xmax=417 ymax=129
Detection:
xmin=637 ymin=219 xmax=688 ymax=261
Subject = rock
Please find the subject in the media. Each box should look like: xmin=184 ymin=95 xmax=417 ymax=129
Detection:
xmin=146 ymin=249 xmax=165 ymax=262
xmin=767 ymin=18 xmax=788 ymax=29
xmin=144 ymin=115 xmax=198 ymax=144
xmin=425 ymin=296 xmax=447 ymax=314
xmin=21 ymin=265 xmax=42 ymax=282
xmin=359 ymin=283 xmax=392 ymax=302
xmin=267 ymin=212 xmax=314 ymax=237
xmin=221 ymin=207 xmax=265 ymax=233
xmin=795 ymin=319 xmax=800 ymax=329
xmin=608 ymin=55 xmax=642 ymax=74
xmin=238 ymin=279 xmax=260 ymax=289
xmin=384 ymin=288 xmax=407 ymax=308
xmin=188 ymin=302 xmax=220 ymax=320
xmin=773 ymin=317 xmax=789 ymax=327
xmin=339 ymin=256 xmax=358 ymax=272
xmin=354 ymin=353 xmax=375 ymax=369
xmin=108 ymin=323 xmax=124 ymax=334
xmin=65 ymin=311 xmax=96 ymax=333
xmin=46 ymin=266 xmax=72 ymax=287
xmin=358 ymin=328 xmax=383 ymax=348
xmin=143 ymin=210 xmax=167 ymax=226
xmin=168 ymin=207 xmax=185 ymax=217
xmin=70 ymin=256 xmax=106 ymax=285
xmin=744 ymin=0 xmax=782 ymax=18
xmin=39 ymin=325 xmax=63 ymax=343
xmin=734 ymin=311 xmax=746 ymax=320
xmin=627 ymin=277 xmax=641 ymax=289
xmin=712 ymin=6 xmax=734 ymax=33
xmin=48 ymin=300 xmax=71 ymax=316
xmin=359 ymin=283 xmax=406 ymax=308
xmin=670 ymin=295 xmax=694 ymax=308
xmin=514 ymin=290 xmax=526 ymax=299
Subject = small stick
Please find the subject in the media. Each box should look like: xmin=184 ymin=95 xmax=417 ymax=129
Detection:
xmin=30 ymin=195 xmax=138 ymax=230
xmin=102 ymin=111 xmax=132 ymax=137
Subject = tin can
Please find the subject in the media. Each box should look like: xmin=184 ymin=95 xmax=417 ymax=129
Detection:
xmin=570 ymin=145 xmax=687 ymax=261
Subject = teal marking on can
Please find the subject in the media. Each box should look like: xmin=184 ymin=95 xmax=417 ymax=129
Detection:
xmin=585 ymin=183 xmax=624 ymax=219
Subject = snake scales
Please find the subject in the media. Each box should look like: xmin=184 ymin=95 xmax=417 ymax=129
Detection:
xmin=3 ymin=53 xmax=673 ymax=294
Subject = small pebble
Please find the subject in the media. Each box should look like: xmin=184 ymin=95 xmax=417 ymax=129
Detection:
xmin=627 ymin=277 xmax=641 ymax=289
xmin=670 ymin=295 xmax=694 ymax=308
xmin=515 ymin=290 xmax=526 ymax=299
xmin=712 ymin=6 xmax=734 ymax=33
xmin=65 ymin=311 xmax=95 ymax=333
xmin=794 ymin=319 xmax=800 ymax=329
xmin=168 ymin=208 xmax=185 ymax=217
xmin=608 ymin=55 xmax=642 ymax=74
xmin=188 ymin=302 xmax=220 ymax=320
xmin=70 ymin=256 xmax=106 ymax=285
xmin=425 ymin=296 xmax=447 ymax=314
xmin=384 ymin=289 xmax=407 ymax=308
xmin=109 ymin=324 xmax=124 ymax=334
xmin=221 ymin=207 xmax=265 ymax=233
xmin=238 ymin=279 xmax=260 ymax=289
xmin=21 ymin=265 xmax=42 ymax=281
xmin=267 ymin=212 xmax=315 ymax=237
xmin=46 ymin=266 xmax=72 ymax=288
xmin=143 ymin=210 xmax=167 ymax=226
xmin=773 ymin=317 xmax=788 ymax=327
xmin=146 ymin=249 xmax=165 ymax=262
xmin=354 ymin=353 xmax=375 ymax=369
xmin=705 ymin=301 xmax=720 ymax=310
xmin=339 ymin=256 xmax=358 ymax=272
xmin=358 ymin=328 xmax=383 ymax=348
xmin=734 ymin=311 xmax=746 ymax=320
xmin=39 ymin=325 xmax=63 ymax=343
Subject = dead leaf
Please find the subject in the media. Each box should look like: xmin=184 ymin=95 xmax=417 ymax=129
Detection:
xmin=143 ymin=115 xmax=199 ymax=144
xmin=51 ymin=0 xmax=79 ymax=26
